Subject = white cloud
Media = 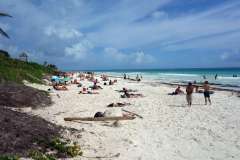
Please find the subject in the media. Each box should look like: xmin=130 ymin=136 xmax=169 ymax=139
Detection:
xmin=131 ymin=52 xmax=144 ymax=63
xmin=102 ymin=47 xmax=127 ymax=61
xmin=65 ymin=40 xmax=94 ymax=60
xmin=102 ymin=48 xmax=157 ymax=64
xmin=152 ymin=11 xmax=168 ymax=18
xmin=220 ymin=52 xmax=229 ymax=60
xmin=43 ymin=26 xmax=83 ymax=39
xmin=220 ymin=47 xmax=240 ymax=61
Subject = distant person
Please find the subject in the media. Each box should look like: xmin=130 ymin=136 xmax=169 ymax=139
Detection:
xmin=136 ymin=75 xmax=139 ymax=81
xmin=194 ymin=80 xmax=196 ymax=84
xmin=123 ymin=88 xmax=139 ymax=92
xmin=94 ymin=110 xmax=134 ymax=117
xmin=186 ymin=82 xmax=193 ymax=107
xmin=140 ymin=74 xmax=142 ymax=79
xmin=202 ymin=81 xmax=211 ymax=105
xmin=215 ymin=74 xmax=217 ymax=80
xmin=109 ymin=80 xmax=114 ymax=85
xmin=195 ymin=86 xmax=203 ymax=93
xmin=175 ymin=86 xmax=185 ymax=95
xmin=124 ymin=73 xmax=126 ymax=79
xmin=106 ymin=102 xmax=132 ymax=107
xmin=203 ymin=76 xmax=206 ymax=79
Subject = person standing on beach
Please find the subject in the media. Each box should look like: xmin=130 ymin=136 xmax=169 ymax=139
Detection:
xmin=202 ymin=81 xmax=211 ymax=105
xmin=136 ymin=75 xmax=139 ymax=81
xmin=186 ymin=82 xmax=193 ymax=107
xmin=124 ymin=73 xmax=126 ymax=79
xmin=215 ymin=74 xmax=217 ymax=80
xmin=140 ymin=74 xmax=142 ymax=80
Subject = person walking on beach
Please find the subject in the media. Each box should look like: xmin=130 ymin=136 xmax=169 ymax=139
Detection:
xmin=186 ymin=82 xmax=193 ymax=107
xmin=202 ymin=81 xmax=211 ymax=105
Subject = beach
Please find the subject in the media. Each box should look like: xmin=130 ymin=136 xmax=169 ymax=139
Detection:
xmin=23 ymin=74 xmax=240 ymax=160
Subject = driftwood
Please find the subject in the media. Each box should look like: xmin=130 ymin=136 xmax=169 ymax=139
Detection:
xmin=122 ymin=109 xmax=143 ymax=119
xmin=64 ymin=116 xmax=135 ymax=121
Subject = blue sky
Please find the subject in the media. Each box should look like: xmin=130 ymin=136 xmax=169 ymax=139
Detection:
xmin=0 ymin=0 xmax=240 ymax=70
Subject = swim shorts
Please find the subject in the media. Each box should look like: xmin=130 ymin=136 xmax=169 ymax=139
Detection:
xmin=130 ymin=89 xmax=133 ymax=92
xmin=186 ymin=94 xmax=192 ymax=102
xmin=204 ymin=91 xmax=210 ymax=97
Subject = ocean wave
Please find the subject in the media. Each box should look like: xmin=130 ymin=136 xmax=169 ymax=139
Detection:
xmin=218 ymin=77 xmax=240 ymax=80
xmin=158 ymin=73 xmax=198 ymax=76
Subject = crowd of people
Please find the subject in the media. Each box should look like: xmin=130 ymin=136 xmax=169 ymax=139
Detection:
xmin=173 ymin=81 xmax=211 ymax=107
xmin=51 ymin=71 xmax=212 ymax=117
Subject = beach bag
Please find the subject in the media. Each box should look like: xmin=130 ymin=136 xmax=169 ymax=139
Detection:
xmin=83 ymin=88 xmax=86 ymax=91
xmin=78 ymin=84 xmax=82 ymax=87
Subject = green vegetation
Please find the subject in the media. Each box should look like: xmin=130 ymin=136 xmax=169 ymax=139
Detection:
xmin=24 ymin=137 xmax=83 ymax=159
xmin=0 ymin=154 xmax=19 ymax=160
xmin=0 ymin=55 xmax=56 ymax=84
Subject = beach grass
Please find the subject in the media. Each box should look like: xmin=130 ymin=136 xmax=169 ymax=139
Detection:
xmin=0 ymin=55 xmax=55 ymax=84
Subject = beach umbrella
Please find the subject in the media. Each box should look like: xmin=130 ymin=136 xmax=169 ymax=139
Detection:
xmin=52 ymin=78 xmax=63 ymax=82
xmin=61 ymin=78 xmax=72 ymax=81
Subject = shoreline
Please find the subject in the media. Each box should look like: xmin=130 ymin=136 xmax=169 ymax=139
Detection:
xmin=99 ymin=74 xmax=240 ymax=95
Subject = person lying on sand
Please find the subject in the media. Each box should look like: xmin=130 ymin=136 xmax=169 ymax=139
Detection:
xmin=175 ymin=86 xmax=185 ymax=95
xmin=94 ymin=111 xmax=134 ymax=117
xmin=195 ymin=86 xmax=203 ymax=93
xmin=78 ymin=91 xmax=99 ymax=94
xmin=53 ymin=85 xmax=69 ymax=91
xmin=113 ymin=79 xmax=118 ymax=83
xmin=89 ymin=83 xmax=103 ymax=90
xmin=106 ymin=102 xmax=131 ymax=107
xmin=123 ymin=88 xmax=138 ymax=92
xmin=122 ymin=91 xmax=145 ymax=98
xmin=73 ymin=79 xmax=81 ymax=84
xmin=109 ymin=80 xmax=114 ymax=85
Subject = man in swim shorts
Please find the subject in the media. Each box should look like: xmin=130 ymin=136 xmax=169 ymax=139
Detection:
xmin=186 ymin=82 xmax=193 ymax=107
xmin=202 ymin=81 xmax=211 ymax=105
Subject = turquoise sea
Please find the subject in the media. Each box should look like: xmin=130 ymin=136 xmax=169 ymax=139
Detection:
xmin=71 ymin=68 xmax=240 ymax=90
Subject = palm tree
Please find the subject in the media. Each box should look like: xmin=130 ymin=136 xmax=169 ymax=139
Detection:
xmin=0 ymin=13 xmax=13 ymax=39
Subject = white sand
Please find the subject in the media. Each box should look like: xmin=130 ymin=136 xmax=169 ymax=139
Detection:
xmin=23 ymin=75 xmax=240 ymax=160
